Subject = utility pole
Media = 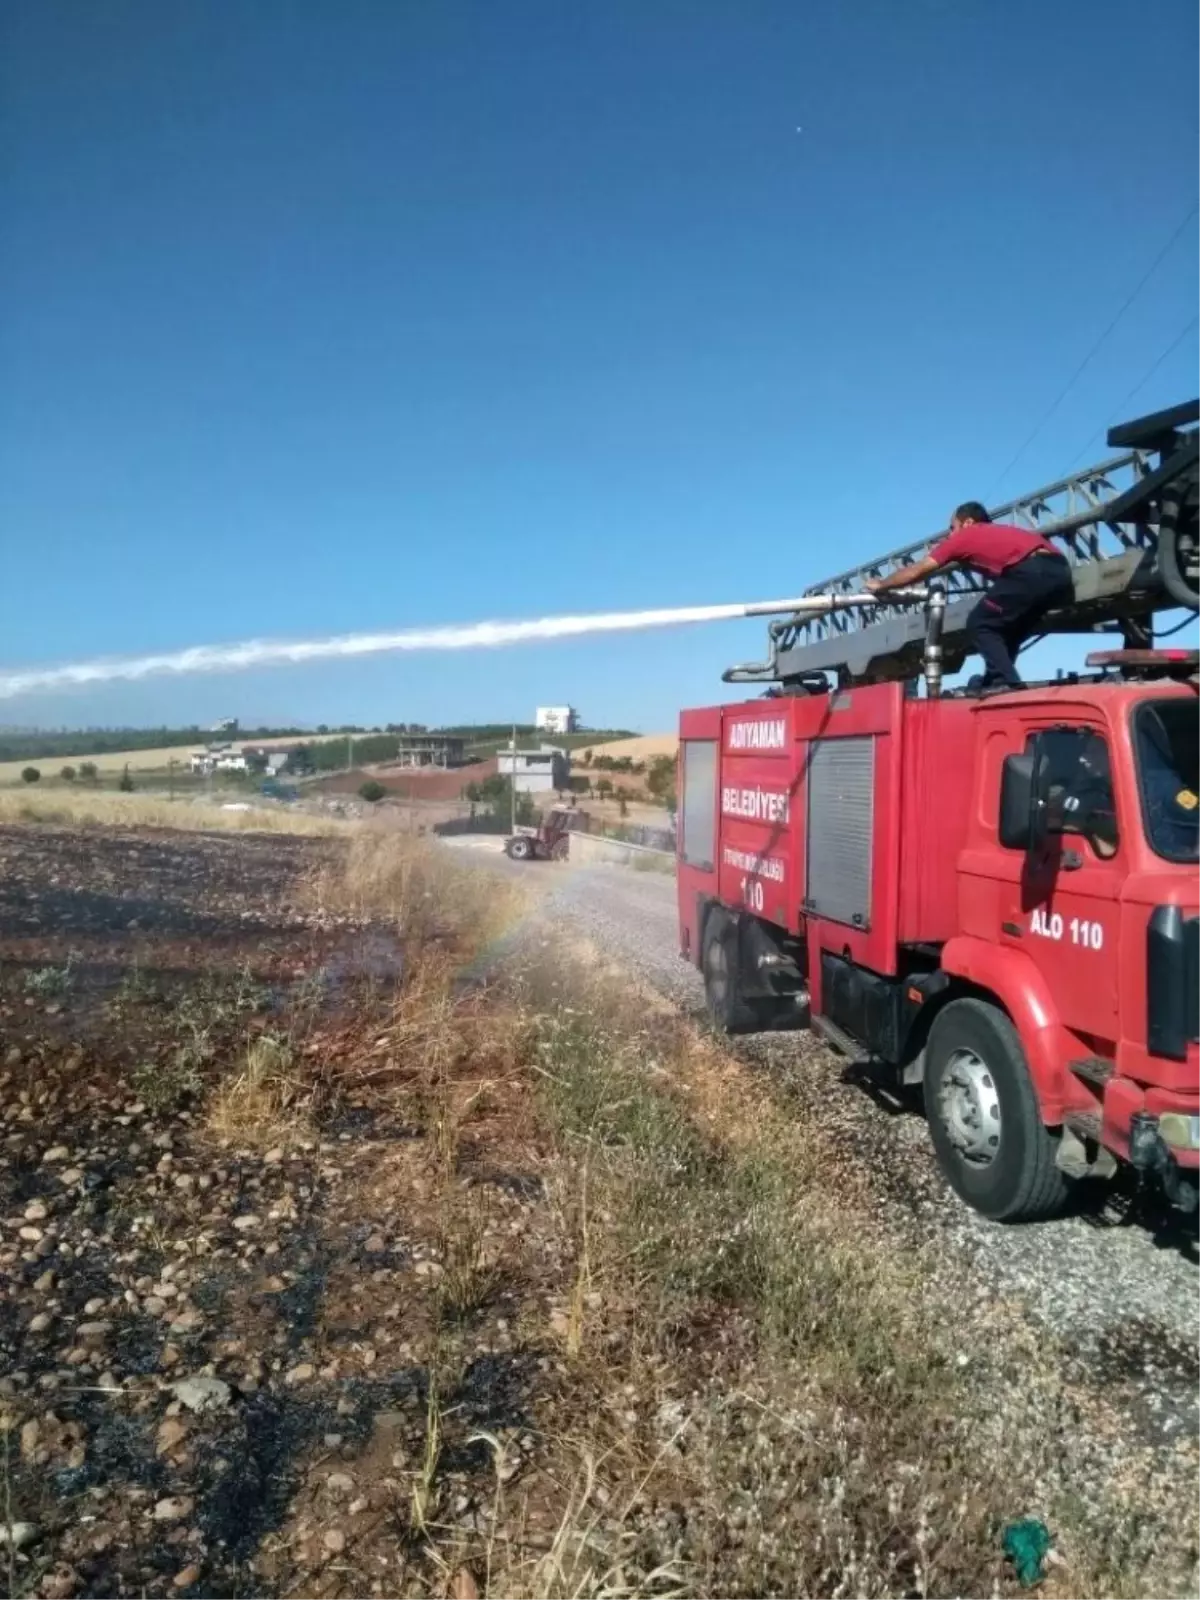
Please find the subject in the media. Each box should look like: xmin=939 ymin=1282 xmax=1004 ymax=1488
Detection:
xmin=347 ymin=731 xmax=354 ymax=772
xmin=510 ymin=723 xmax=517 ymax=835
xmin=168 ymin=759 xmax=176 ymax=802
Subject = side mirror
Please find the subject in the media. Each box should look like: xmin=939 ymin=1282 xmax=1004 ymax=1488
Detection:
xmin=1000 ymin=753 xmax=1035 ymax=849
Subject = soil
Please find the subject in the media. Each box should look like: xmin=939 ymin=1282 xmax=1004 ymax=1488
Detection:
xmin=0 ymin=825 xmax=563 ymax=1599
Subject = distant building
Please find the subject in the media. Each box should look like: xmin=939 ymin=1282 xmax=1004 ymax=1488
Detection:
xmin=536 ymin=706 xmax=578 ymax=735
xmin=385 ymin=734 xmax=467 ymax=769
xmin=497 ymin=744 xmax=570 ymax=794
xmin=190 ymin=746 xmax=249 ymax=774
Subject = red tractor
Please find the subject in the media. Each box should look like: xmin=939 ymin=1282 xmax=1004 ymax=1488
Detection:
xmin=505 ymin=806 xmax=590 ymax=862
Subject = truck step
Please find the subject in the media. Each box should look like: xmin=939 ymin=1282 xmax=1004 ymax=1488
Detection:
xmin=1069 ymin=1056 xmax=1114 ymax=1088
xmin=811 ymin=1014 xmax=870 ymax=1063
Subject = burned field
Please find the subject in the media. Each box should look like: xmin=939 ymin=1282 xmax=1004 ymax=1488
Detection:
xmin=2 ymin=822 xmax=1197 ymax=1600
xmin=0 ymin=825 xmax=560 ymax=1599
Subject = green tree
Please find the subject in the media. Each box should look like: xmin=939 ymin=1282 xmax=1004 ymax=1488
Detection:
xmin=618 ymin=793 xmax=629 ymax=817
xmin=646 ymin=755 xmax=676 ymax=806
xmin=78 ymin=762 xmax=99 ymax=784
xmin=118 ymin=765 xmax=135 ymax=792
xmin=358 ymin=780 xmax=386 ymax=803
xmin=595 ymin=777 xmax=613 ymax=800
xmin=60 ymin=765 xmax=77 ymax=782
xmin=21 ymin=766 xmax=40 ymax=784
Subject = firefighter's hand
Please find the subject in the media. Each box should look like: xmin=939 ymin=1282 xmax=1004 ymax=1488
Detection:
xmin=864 ymin=578 xmax=884 ymax=594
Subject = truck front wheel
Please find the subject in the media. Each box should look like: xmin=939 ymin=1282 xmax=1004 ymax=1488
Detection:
xmin=507 ymin=836 xmax=533 ymax=861
xmin=924 ymin=999 xmax=1070 ymax=1222
xmin=702 ymin=911 xmax=766 ymax=1034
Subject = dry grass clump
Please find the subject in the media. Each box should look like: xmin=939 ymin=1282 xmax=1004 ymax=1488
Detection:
xmin=314 ymin=828 xmax=527 ymax=956
xmin=207 ymin=1034 xmax=316 ymax=1148
xmin=0 ymin=786 xmax=349 ymax=834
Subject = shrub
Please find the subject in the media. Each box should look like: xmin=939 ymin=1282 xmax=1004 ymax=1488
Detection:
xmin=118 ymin=766 xmax=135 ymax=792
xmin=78 ymin=762 xmax=99 ymax=783
xmin=60 ymin=765 xmax=77 ymax=782
xmin=21 ymin=766 xmax=40 ymax=784
xmin=358 ymin=780 xmax=386 ymax=803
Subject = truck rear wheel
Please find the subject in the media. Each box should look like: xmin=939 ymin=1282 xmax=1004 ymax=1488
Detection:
xmin=924 ymin=998 xmax=1070 ymax=1222
xmin=507 ymin=836 xmax=533 ymax=861
xmin=702 ymin=911 xmax=766 ymax=1034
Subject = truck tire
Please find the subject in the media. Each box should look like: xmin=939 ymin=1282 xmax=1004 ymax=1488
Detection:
xmin=924 ymin=998 xmax=1070 ymax=1222
xmin=702 ymin=911 xmax=765 ymax=1034
xmin=507 ymin=836 xmax=533 ymax=861
xmin=551 ymin=837 xmax=570 ymax=862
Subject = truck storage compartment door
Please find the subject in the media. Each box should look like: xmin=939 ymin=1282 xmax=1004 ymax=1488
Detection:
xmin=806 ymin=735 xmax=875 ymax=929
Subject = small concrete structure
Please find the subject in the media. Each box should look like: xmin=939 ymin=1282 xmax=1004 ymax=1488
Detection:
xmin=568 ymin=830 xmax=675 ymax=873
xmin=497 ymin=744 xmax=568 ymax=794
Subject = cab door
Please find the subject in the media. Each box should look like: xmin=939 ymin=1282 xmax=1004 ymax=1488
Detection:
xmin=994 ymin=724 xmax=1124 ymax=1043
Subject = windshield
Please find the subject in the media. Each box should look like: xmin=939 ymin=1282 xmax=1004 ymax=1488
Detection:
xmin=1133 ymin=700 xmax=1199 ymax=863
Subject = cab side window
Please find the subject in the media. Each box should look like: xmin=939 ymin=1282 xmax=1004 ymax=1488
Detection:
xmin=1027 ymin=728 xmax=1119 ymax=858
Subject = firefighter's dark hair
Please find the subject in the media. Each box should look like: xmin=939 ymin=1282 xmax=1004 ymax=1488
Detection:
xmin=953 ymin=500 xmax=991 ymax=524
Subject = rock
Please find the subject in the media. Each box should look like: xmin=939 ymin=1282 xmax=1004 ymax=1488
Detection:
xmin=173 ymin=1566 xmax=201 ymax=1591
xmin=59 ymin=1168 xmax=84 ymax=1186
xmin=19 ymin=1226 xmax=44 ymax=1243
xmin=323 ymin=1529 xmax=346 ymax=1554
xmin=33 ymin=1270 xmax=56 ymax=1292
xmin=263 ymin=1147 xmax=284 ymax=1165
xmin=285 ymin=1362 xmax=315 ymax=1386
xmin=323 ymin=1433 xmax=344 ymax=1449
xmin=0 ymin=1522 xmax=39 ymax=1550
xmin=451 ymin=1569 xmax=481 ymax=1600
xmin=232 ymin=1214 xmax=260 ymax=1232
xmin=153 ymin=1496 xmax=194 ymax=1523
xmin=42 ymin=1146 xmax=70 ymax=1163
xmin=77 ymin=1322 xmax=111 ymax=1342
xmin=143 ymin=1297 xmax=167 ymax=1316
xmin=28 ymin=1312 xmax=53 ymax=1333
xmin=171 ymin=1376 xmax=232 ymax=1413
xmin=156 ymin=1416 xmax=189 ymax=1455
xmin=159 ymin=1343 xmax=183 ymax=1369
xmin=82 ymin=1297 xmax=106 ymax=1316
xmin=364 ymin=1234 xmax=387 ymax=1254
xmin=39 ymin=1563 xmax=79 ymax=1598
xmin=326 ymin=1472 xmax=355 ymax=1495
xmin=348 ymin=1496 xmax=368 ymax=1515
xmin=24 ymin=1201 xmax=49 ymax=1222
xmin=19 ymin=1419 xmax=40 ymax=1459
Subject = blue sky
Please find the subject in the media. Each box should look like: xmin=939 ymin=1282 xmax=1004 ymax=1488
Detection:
xmin=2 ymin=0 xmax=1196 ymax=732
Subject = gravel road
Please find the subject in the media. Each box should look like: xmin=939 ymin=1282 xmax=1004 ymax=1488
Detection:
xmin=450 ymin=842 xmax=1200 ymax=1429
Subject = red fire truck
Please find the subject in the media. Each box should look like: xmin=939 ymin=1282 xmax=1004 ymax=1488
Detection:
xmin=677 ymin=401 xmax=1199 ymax=1221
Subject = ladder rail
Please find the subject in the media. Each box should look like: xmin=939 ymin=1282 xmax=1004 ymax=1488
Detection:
xmin=725 ymin=400 xmax=1198 ymax=686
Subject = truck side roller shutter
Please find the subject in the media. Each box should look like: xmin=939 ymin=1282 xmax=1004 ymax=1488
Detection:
xmin=806 ymin=736 xmax=874 ymax=928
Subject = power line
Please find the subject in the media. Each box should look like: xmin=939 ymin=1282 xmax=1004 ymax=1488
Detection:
xmin=986 ymin=199 xmax=1199 ymax=502
xmin=1069 ymin=313 xmax=1199 ymax=467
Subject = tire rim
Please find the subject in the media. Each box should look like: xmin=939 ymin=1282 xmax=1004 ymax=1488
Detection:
xmin=938 ymin=1047 xmax=1002 ymax=1166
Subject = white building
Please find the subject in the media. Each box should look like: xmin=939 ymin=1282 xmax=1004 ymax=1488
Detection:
xmin=497 ymin=744 xmax=569 ymax=794
xmin=535 ymin=705 xmax=578 ymax=735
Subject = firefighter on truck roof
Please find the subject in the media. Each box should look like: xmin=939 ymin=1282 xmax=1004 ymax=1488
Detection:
xmin=865 ymin=500 xmax=1073 ymax=690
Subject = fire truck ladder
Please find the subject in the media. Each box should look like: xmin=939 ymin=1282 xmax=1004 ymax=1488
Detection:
xmin=725 ymin=398 xmax=1199 ymax=689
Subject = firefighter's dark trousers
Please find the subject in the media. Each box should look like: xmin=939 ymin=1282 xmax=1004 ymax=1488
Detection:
xmin=967 ymin=551 xmax=1073 ymax=687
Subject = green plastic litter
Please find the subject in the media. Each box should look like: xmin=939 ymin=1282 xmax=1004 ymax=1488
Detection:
xmin=1002 ymin=1518 xmax=1052 ymax=1586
